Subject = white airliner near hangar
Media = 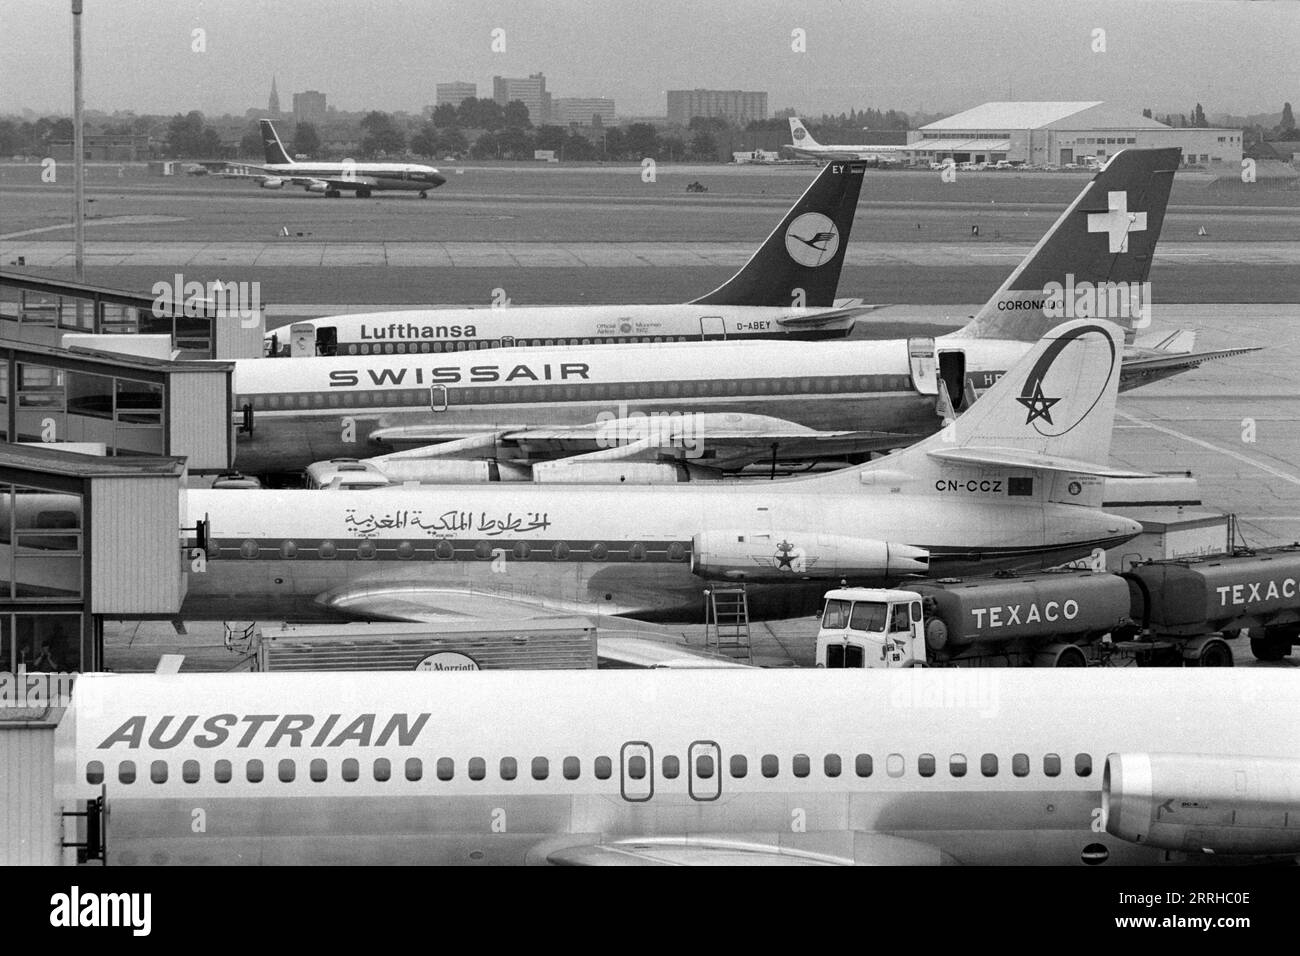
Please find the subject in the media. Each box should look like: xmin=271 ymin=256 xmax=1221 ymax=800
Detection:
xmin=242 ymin=120 xmax=447 ymax=198
xmin=61 ymin=668 xmax=1300 ymax=865
xmin=786 ymin=117 xmax=913 ymax=164
xmin=188 ymin=320 xmax=1146 ymax=625
xmin=226 ymin=148 xmax=1255 ymax=481
xmin=268 ymin=160 xmax=875 ymax=357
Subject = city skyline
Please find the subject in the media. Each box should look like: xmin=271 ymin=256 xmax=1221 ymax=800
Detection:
xmin=1 ymin=0 xmax=1295 ymax=121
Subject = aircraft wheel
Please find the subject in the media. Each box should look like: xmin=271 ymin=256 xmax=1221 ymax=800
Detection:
xmin=419 ymin=191 xmax=428 ymax=199
xmin=325 ymin=189 xmax=340 ymax=198
xmin=357 ymin=188 xmax=372 ymax=198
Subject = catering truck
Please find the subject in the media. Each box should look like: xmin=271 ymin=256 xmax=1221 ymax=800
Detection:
xmin=815 ymin=547 xmax=1300 ymax=668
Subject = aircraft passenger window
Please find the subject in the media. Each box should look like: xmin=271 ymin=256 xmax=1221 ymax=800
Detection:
xmin=151 ymin=760 xmax=168 ymax=784
xmin=589 ymin=542 xmax=608 ymax=560
xmin=627 ymin=756 xmax=646 ymax=780
xmin=1043 ymin=754 xmax=1061 ymax=777
xmin=118 ymin=761 xmax=136 ymax=785
xmin=696 ymin=754 xmax=715 ymax=779
xmin=279 ymin=759 xmax=296 ymax=783
xmin=435 ymin=540 xmax=455 ymax=560
xmin=1012 ymin=754 xmax=1030 ymax=777
xmin=280 ymin=540 xmax=297 ymax=559
xmin=855 ymin=754 xmax=873 ymax=777
xmin=982 ymin=754 xmax=998 ymax=777
xmin=562 ymin=756 xmax=580 ymax=780
xmin=513 ymin=541 xmax=531 ymax=560
xmin=949 ymin=754 xmax=967 ymax=777
xmin=594 ymin=756 xmax=612 ymax=780
xmin=667 ymin=542 xmax=687 ymax=562
xmin=85 ymin=761 xmax=103 ymax=785
xmin=886 ymin=754 xmax=904 ymax=778
xmin=1075 ymin=754 xmax=1092 ymax=778
xmin=356 ymin=540 xmax=377 ymax=560
xmin=342 ymin=759 xmax=359 ymax=782
xmin=500 ymin=757 xmax=517 ymax=781
xmin=246 ymin=759 xmax=264 ymax=783
xmin=374 ymin=758 xmax=391 ymax=782
xmin=740 ymin=379 xmax=753 ymax=395
xmin=183 ymin=760 xmax=200 ymax=784
xmin=437 ymin=758 xmax=454 ymax=781
xmin=308 ymin=759 xmax=327 ymax=783
xmin=552 ymin=541 xmax=570 ymax=560
xmin=468 ymin=758 xmax=486 ymax=781
xmin=761 ymin=754 xmax=778 ymax=778
xmin=824 ymin=755 xmax=842 ymax=778
xmin=730 ymin=755 xmax=748 ymax=778
xmin=215 ymin=760 xmax=232 ymax=783
xmin=532 ymin=757 xmax=549 ymax=781
xmin=629 ymin=543 xmax=647 ymax=561
xmin=792 ymin=754 xmax=810 ymax=778
xmin=396 ymin=541 xmax=414 ymax=560
xmin=474 ymin=541 xmax=494 ymax=560
xmin=918 ymin=754 xmax=936 ymax=778
xmin=662 ymin=756 xmax=679 ymax=779
xmin=405 ymin=758 xmax=422 ymax=782
xmin=725 ymin=380 xmax=738 ymax=396
xmin=240 ymin=539 xmax=259 ymax=559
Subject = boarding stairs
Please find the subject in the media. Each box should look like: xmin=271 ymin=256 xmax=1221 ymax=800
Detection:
xmin=704 ymin=585 xmax=753 ymax=664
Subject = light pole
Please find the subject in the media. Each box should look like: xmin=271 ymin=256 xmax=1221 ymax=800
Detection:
xmin=72 ymin=0 xmax=85 ymax=282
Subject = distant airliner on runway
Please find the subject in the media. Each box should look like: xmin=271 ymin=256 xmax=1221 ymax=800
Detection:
xmin=243 ymin=120 xmax=446 ymax=198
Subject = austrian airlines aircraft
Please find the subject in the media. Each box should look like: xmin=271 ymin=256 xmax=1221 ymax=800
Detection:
xmin=268 ymin=159 xmax=873 ymax=357
xmin=227 ymin=148 xmax=1253 ymax=480
xmin=61 ymin=669 xmax=1300 ymax=865
xmin=188 ymin=321 xmax=1144 ymax=625
xmin=787 ymin=118 xmax=913 ymax=163
xmin=246 ymin=120 xmax=446 ymax=198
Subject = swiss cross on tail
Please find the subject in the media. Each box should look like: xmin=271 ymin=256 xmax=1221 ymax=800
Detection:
xmin=1087 ymin=190 xmax=1148 ymax=253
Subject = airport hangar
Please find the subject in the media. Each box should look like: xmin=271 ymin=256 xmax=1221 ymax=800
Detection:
xmin=905 ymin=101 xmax=1244 ymax=168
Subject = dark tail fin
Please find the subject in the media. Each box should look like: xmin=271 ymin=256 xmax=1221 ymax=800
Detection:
xmin=690 ymin=161 xmax=865 ymax=308
xmin=956 ymin=147 xmax=1179 ymax=341
xmin=259 ymin=119 xmax=294 ymax=165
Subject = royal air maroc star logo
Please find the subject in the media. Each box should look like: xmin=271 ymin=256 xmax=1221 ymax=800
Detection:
xmin=1016 ymin=381 xmax=1061 ymax=425
xmin=775 ymin=540 xmax=797 ymax=570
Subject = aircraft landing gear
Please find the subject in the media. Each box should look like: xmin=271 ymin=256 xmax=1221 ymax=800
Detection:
xmin=324 ymin=189 xmax=341 ymax=198
xmin=356 ymin=187 xmax=373 ymax=198
xmin=419 ymin=191 xmax=429 ymax=199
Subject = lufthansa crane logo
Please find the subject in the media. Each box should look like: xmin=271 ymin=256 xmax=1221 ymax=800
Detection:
xmin=793 ymin=126 xmax=807 ymax=141
xmin=1016 ymin=323 xmax=1117 ymax=437
xmin=785 ymin=213 xmax=840 ymax=268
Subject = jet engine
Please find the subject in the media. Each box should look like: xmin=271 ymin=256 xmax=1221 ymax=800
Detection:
xmin=258 ymin=177 xmax=284 ymax=189
xmin=305 ymin=180 xmax=329 ymax=193
xmin=1104 ymin=753 xmax=1300 ymax=856
xmin=691 ymin=531 xmax=929 ymax=582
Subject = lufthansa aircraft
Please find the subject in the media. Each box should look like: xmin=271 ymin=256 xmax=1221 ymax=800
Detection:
xmin=188 ymin=320 xmax=1146 ymax=625
xmin=61 ymin=668 xmax=1300 ymax=865
xmin=786 ymin=117 xmax=913 ymax=163
xmin=268 ymin=159 xmax=875 ymax=357
xmin=226 ymin=149 xmax=1255 ymax=480
xmin=244 ymin=120 xmax=447 ymax=198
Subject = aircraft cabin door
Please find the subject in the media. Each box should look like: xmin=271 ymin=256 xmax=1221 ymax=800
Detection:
xmin=315 ymin=325 xmax=338 ymax=356
xmin=688 ymin=741 xmax=722 ymax=801
xmin=430 ymin=385 xmax=448 ymax=413
xmin=699 ymin=316 xmax=726 ymax=341
xmin=937 ymin=350 xmax=967 ymax=412
xmin=620 ymin=741 xmax=654 ymax=802
xmin=907 ymin=337 xmax=938 ymax=395
xmin=290 ymin=322 xmax=316 ymax=358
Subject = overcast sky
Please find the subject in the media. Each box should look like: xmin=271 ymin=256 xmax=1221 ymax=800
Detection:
xmin=1 ymin=0 xmax=1295 ymax=119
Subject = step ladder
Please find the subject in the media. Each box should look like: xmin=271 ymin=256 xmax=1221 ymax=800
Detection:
xmin=704 ymin=585 xmax=752 ymax=663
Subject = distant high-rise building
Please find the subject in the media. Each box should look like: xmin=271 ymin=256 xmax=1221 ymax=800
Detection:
xmin=666 ymin=89 xmax=768 ymax=127
xmin=551 ymin=97 xmax=616 ymax=127
xmin=268 ymin=76 xmax=280 ymax=115
xmin=293 ymin=90 xmax=327 ymax=126
xmin=436 ymin=82 xmax=477 ymax=109
xmin=492 ymin=72 xmax=550 ymax=125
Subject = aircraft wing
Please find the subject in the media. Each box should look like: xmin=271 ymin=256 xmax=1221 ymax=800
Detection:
xmin=237 ymin=162 xmax=381 ymax=190
xmin=1119 ymin=345 xmax=1262 ymax=391
xmin=928 ymin=446 xmax=1151 ymax=478
xmin=545 ymin=833 xmax=950 ymax=865
xmin=313 ymin=584 xmax=744 ymax=667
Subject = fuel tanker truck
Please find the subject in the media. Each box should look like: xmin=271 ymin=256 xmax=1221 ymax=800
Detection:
xmin=816 ymin=546 xmax=1300 ymax=668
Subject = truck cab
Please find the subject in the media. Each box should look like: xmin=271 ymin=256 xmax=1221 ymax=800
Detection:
xmin=816 ymin=587 xmax=925 ymax=668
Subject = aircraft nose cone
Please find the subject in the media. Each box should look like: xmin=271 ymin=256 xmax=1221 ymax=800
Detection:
xmin=431 ymin=171 xmax=447 ymax=187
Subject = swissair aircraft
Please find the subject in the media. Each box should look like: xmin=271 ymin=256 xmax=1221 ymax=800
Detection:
xmin=226 ymin=148 xmax=1255 ymax=481
xmin=268 ymin=159 xmax=874 ymax=357
xmin=61 ymin=669 xmax=1300 ymax=865
xmin=243 ymin=120 xmax=446 ymax=198
xmin=787 ymin=117 xmax=913 ymax=164
xmin=189 ymin=320 xmax=1145 ymax=626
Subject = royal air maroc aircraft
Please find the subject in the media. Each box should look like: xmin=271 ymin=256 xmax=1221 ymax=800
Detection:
xmin=226 ymin=148 xmax=1255 ymax=481
xmin=187 ymin=320 xmax=1145 ymax=626
xmin=243 ymin=120 xmax=446 ymax=198
xmin=268 ymin=159 xmax=875 ymax=357
xmin=786 ymin=117 xmax=913 ymax=164
xmin=60 ymin=668 xmax=1300 ymax=865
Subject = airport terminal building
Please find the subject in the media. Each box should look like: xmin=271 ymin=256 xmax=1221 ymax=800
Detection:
xmin=909 ymin=101 xmax=1243 ymax=167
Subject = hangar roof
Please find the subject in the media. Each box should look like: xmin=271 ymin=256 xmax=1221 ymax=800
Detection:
xmin=922 ymin=102 xmax=1171 ymax=132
